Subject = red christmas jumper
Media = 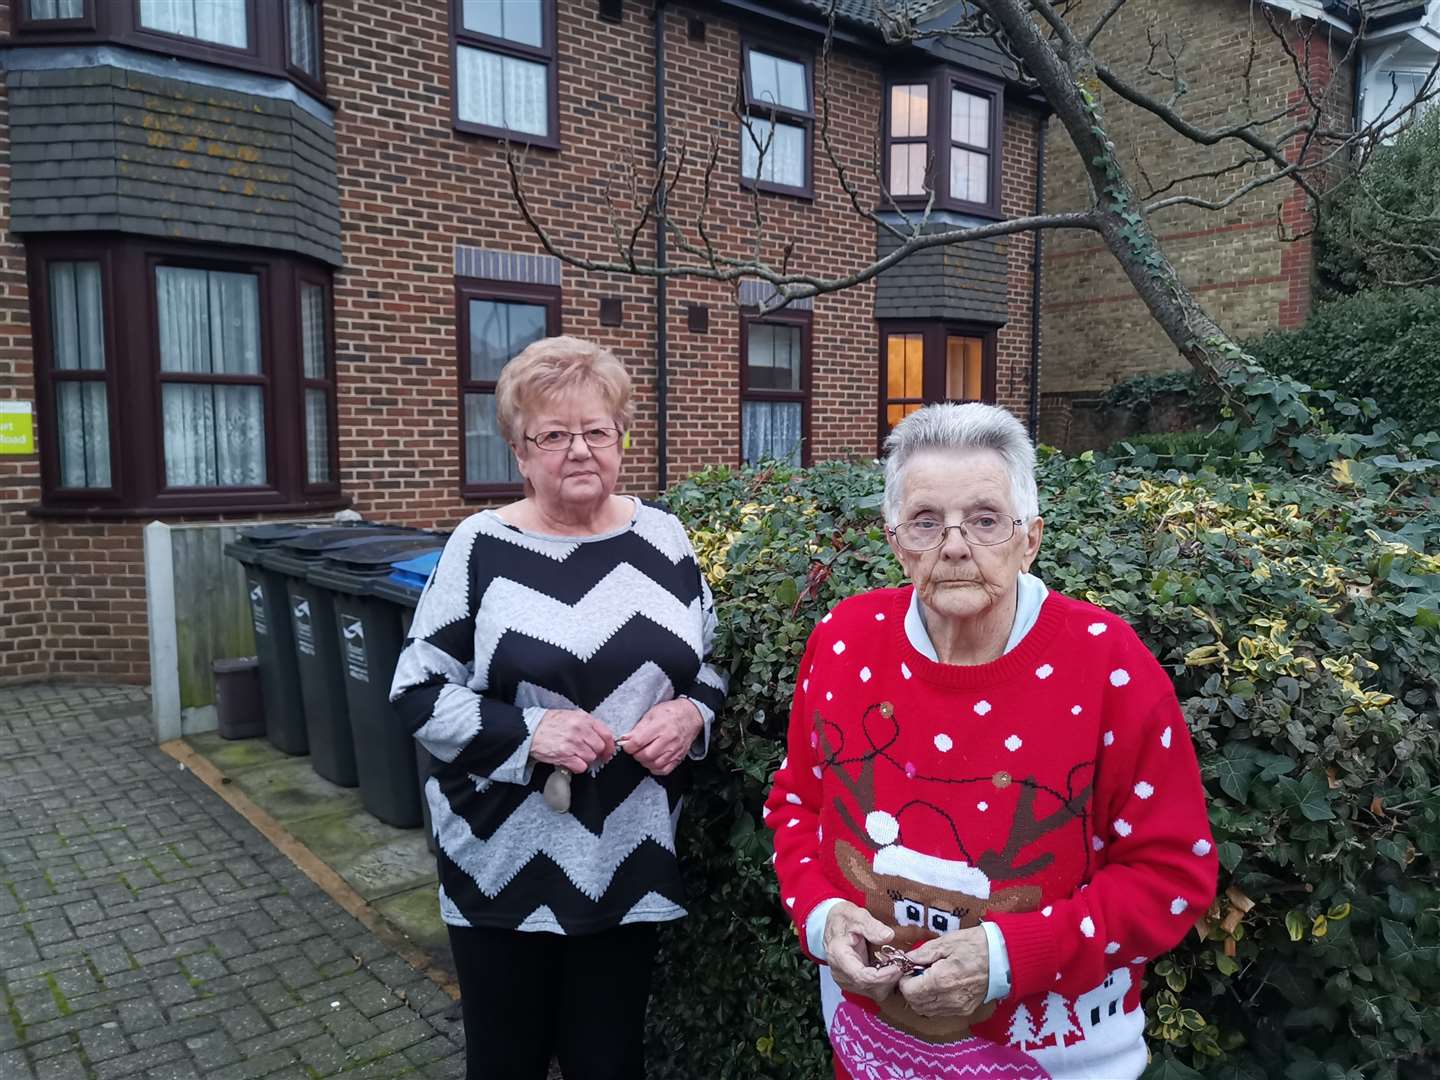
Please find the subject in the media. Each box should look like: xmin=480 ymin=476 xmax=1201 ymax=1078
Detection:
xmin=766 ymin=586 xmax=1218 ymax=1079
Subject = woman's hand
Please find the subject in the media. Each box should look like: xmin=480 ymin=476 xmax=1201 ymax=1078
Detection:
xmin=897 ymin=927 xmax=990 ymax=1017
xmin=824 ymin=901 xmax=905 ymax=1004
xmin=623 ymin=699 xmax=703 ymax=776
xmin=530 ymin=709 xmax=615 ymax=773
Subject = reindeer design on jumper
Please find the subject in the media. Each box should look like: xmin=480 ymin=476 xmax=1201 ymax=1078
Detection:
xmin=817 ymin=702 xmax=1094 ymax=1046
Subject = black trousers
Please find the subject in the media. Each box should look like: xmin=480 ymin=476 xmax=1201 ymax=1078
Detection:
xmin=448 ymin=922 xmax=659 ymax=1080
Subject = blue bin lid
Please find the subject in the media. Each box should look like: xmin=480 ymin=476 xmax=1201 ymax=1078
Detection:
xmin=388 ymin=550 xmax=443 ymax=593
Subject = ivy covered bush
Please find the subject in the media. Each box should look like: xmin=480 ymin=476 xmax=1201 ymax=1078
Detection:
xmin=649 ymin=443 xmax=1440 ymax=1079
xmin=1243 ymin=288 xmax=1440 ymax=440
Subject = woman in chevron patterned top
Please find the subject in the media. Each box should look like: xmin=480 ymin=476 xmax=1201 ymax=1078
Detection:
xmin=389 ymin=336 xmax=727 ymax=1080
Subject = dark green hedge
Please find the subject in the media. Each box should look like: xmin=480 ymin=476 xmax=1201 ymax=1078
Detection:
xmin=1318 ymin=107 xmax=1440 ymax=295
xmin=649 ymin=449 xmax=1440 ymax=1080
xmin=1243 ymin=288 xmax=1440 ymax=440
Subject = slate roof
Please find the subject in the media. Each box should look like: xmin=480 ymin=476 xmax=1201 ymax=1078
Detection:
xmin=1323 ymin=0 xmax=1428 ymax=28
xmin=785 ymin=0 xmax=1022 ymax=84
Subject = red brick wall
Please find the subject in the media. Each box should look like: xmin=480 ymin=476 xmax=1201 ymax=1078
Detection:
xmin=1038 ymin=0 xmax=1354 ymax=442
xmin=2 ymin=0 xmax=1041 ymax=684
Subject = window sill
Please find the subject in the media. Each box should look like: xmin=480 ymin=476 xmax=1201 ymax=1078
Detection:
xmin=462 ymin=484 xmax=524 ymax=503
xmin=28 ymin=494 xmax=352 ymax=521
xmin=454 ymin=121 xmax=560 ymax=152
xmin=740 ymin=178 xmax=815 ymax=202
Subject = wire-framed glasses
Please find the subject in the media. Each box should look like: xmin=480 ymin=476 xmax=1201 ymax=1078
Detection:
xmin=889 ymin=513 xmax=1025 ymax=552
xmin=525 ymin=427 xmax=622 ymax=452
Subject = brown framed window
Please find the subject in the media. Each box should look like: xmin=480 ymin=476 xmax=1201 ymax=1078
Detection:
xmin=452 ymin=0 xmax=558 ymax=148
xmin=285 ymin=0 xmax=322 ymax=81
xmin=46 ymin=259 xmax=114 ymax=491
xmin=740 ymin=309 xmax=811 ymax=466
xmin=18 ymin=0 xmax=93 ymax=30
xmin=458 ymin=278 xmax=560 ymax=498
xmin=879 ymin=322 xmax=995 ymax=443
xmin=137 ymin=0 xmax=252 ymax=50
xmin=740 ymin=41 xmax=814 ymax=198
xmin=883 ymin=70 xmax=1002 ymax=217
xmin=11 ymin=1 xmax=323 ymax=95
xmin=154 ymin=263 xmax=268 ymax=489
xmin=887 ymin=83 xmax=931 ymax=198
xmin=297 ymin=272 xmax=335 ymax=487
xmin=27 ymin=236 xmax=341 ymax=516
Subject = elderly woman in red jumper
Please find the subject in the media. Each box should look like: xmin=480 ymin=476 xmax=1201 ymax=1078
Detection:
xmin=765 ymin=402 xmax=1217 ymax=1080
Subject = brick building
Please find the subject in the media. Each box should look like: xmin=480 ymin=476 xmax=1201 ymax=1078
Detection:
xmin=1038 ymin=0 xmax=1438 ymax=449
xmin=0 ymin=0 xmax=1047 ymax=684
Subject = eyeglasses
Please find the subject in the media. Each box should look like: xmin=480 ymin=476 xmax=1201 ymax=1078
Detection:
xmin=524 ymin=427 xmax=622 ymax=452
xmin=889 ymin=513 xmax=1025 ymax=552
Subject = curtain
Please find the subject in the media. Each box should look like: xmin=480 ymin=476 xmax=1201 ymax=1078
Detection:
xmin=890 ymin=143 xmax=928 ymax=197
xmin=287 ymin=0 xmax=318 ymax=75
xmin=300 ymin=283 xmax=331 ymax=484
xmin=741 ymin=118 xmax=804 ymax=188
xmin=305 ymin=390 xmax=330 ymax=485
xmin=951 ymin=90 xmax=990 ymax=147
xmin=950 ymin=148 xmax=988 ymax=204
xmin=156 ymin=267 xmax=265 ymax=488
xmin=29 ymin=0 xmax=83 ymax=19
xmin=465 ymin=393 xmax=522 ymax=485
xmin=300 ymin=283 xmax=326 ymax=380
xmin=457 ymin=45 xmax=548 ymax=136
xmin=49 ymin=262 xmax=110 ymax=489
xmin=742 ymin=400 xmax=803 ymax=467
xmin=140 ymin=0 xmax=247 ymax=47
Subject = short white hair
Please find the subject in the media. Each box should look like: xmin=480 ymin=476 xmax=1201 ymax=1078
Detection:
xmin=882 ymin=403 xmax=1039 ymax=523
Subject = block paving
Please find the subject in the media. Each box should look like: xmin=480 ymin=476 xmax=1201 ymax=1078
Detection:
xmin=0 ymin=684 xmax=467 ymax=1079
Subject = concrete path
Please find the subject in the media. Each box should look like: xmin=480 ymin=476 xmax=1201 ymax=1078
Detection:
xmin=0 ymin=684 xmax=467 ymax=1080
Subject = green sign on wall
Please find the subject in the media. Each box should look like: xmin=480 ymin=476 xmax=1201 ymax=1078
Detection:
xmin=0 ymin=401 xmax=34 ymax=455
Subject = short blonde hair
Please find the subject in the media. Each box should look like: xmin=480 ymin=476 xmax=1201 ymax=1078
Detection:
xmin=494 ymin=336 xmax=635 ymax=444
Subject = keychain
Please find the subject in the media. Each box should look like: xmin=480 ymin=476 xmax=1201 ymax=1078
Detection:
xmin=543 ymin=734 xmax=629 ymax=813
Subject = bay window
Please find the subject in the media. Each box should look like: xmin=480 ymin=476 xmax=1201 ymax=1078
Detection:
xmin=883 ymin=70 xmax=1002 ymax=216
xmin=138 ymin=0 xmax=250 ymax=49
xmin=879 ymin=323 xmax=994 ymax=442
xmin=29 ymin=238 xmax=341 ymax=515
xmin=11 ymin=1 xmax=324 ymax=93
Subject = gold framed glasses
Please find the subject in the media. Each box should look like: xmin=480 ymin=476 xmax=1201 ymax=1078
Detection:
xmin=889 ymin=513 xmax=1024 ymax=552
xmin=525 ymin=427 xmax=622 ymax=452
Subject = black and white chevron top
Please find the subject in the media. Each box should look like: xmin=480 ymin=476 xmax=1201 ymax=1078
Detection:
xmin=389 ymin=499 xmax=728 ymax=935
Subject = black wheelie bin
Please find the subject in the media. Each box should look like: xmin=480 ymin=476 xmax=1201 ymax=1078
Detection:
xmin=224 ymin=523 xmax=319 ymax=755
xmin=373 ymin=549 xmax=445 ymax=852
xmin=307 ymin=535 xmax=448 ymax=827
xmin=259 ymin=526 xmax=427 ymax=786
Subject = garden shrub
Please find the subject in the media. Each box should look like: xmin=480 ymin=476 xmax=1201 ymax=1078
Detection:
xmin=1101 ymin=370 xmax=1223 ymax=428
xmin=650 ymin=449 xmax=1440 ymax=1080
xmin=1318 ymin=107 xmax=1440 ymax=295
xmin=1244 ymin=288 xmax=1440 ymax=440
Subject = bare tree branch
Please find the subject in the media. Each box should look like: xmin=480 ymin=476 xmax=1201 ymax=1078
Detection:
xmin=1083 ymin=0 xmax=1129 ymax=48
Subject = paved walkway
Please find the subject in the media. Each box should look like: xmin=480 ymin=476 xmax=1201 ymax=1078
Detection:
xmin=0 ymin=684 xmax=467 ymax=1080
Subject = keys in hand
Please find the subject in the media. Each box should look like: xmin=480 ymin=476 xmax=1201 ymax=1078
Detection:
xmin=871 ymin=944 xmax=927 ymax=977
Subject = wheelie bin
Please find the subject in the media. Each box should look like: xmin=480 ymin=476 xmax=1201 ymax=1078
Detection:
xmin=224 ymin=523 xmax=320 ymax=755
xmin=307 ymin=535 xmax=448 ymax=827
xmin=373 ymin=549 xmax=446 ymax=851
xmin=259 ymin=526 xmax=430 ymax=786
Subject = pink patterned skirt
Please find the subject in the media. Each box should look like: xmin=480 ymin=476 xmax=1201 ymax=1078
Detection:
xmin=830 ymin=1001 xmax=1052 ymax=1080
